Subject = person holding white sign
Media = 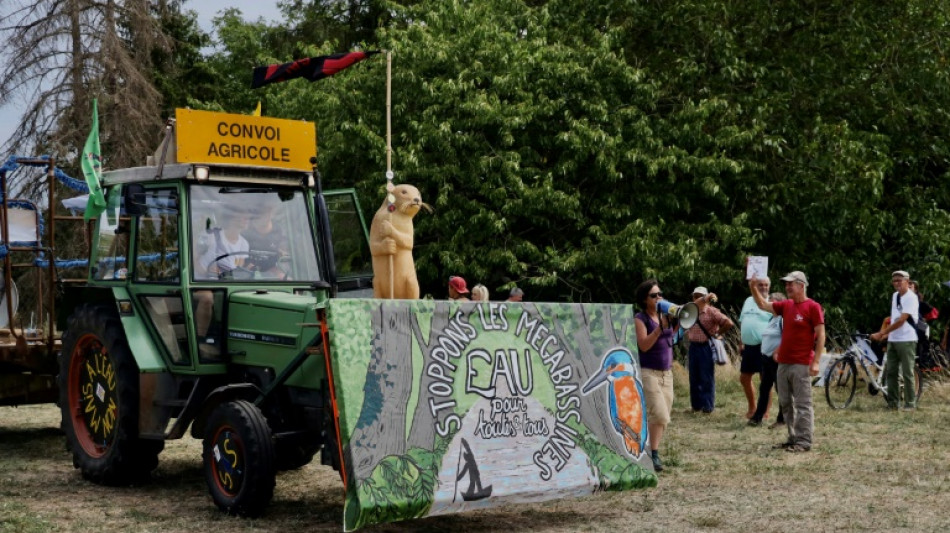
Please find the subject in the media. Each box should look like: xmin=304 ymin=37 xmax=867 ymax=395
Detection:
xmin=739 ymin=276 xmax=774 ymax=421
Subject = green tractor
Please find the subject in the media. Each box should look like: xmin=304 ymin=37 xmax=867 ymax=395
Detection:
xmin=56 ymin=109 xmax=371 ymax=516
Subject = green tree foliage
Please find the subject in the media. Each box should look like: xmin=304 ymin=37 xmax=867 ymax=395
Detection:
xmin=274 ymin=0 xmax=761 ymax=303
xmin=344 ymin=451 xmax=438 ymax=530
xmin=604 ymin=0 xmax=950 ymax=327
xmin=151 ymin=1 xmax=218 ymax=118
xmin=47 ymin=0 xmax=950 ymax=329
xmin=578 ymin=432 xmax=657 ymax=491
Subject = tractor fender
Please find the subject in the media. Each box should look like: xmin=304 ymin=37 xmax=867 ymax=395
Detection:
xmin=190 ymin=383 xmax=263 ymax=439
xmin=60 ymin=286 xmax=166 ymax=372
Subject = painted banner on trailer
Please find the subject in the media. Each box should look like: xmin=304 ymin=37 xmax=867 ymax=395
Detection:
xmin=327 ymin=299 xmax=657 ymax=531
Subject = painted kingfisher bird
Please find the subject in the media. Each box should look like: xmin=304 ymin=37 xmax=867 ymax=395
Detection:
xmin=582 ymin=347 xmax=649 ymax=458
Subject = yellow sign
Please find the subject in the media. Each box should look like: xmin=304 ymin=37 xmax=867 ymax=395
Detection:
xmin=175 ymin=108 xmax=316 ymax=171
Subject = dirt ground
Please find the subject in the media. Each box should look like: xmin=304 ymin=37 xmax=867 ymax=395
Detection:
xmin=2 ymin=366 xmax=949 ymax=532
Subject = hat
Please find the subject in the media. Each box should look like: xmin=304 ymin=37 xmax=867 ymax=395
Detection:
xmin=692 ymin=286 xmax=708 ymax=297
xmin=449 ymin=276 xmax=469 ymax=294
xmin=780 ymin=271 xmax=808 ymax=286
xmin=892 ymin=270 xmax=910 ymax=279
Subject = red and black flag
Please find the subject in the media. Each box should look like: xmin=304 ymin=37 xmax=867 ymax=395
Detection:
xmin=251 ymin=51 xmax=380 ymax=89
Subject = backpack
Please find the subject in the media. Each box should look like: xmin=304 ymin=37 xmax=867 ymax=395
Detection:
xmin=896 ymin=292 xmax=927 ymax=340
xmin=761 ymin=316 xmax=783 ymax=357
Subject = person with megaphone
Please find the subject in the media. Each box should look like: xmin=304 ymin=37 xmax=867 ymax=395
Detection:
xmin=685 ymin=287 xmax=734 ymax=413
xmin=633 ymin=279 xmax=686 ymax=473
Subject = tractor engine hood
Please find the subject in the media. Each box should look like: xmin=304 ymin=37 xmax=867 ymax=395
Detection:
xmin=226 ymin=290 xmax=321 ymax=353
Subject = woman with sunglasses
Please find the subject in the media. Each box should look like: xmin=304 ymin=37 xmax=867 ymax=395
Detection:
xmin=634 ymin=279 xmax=677 ymax=472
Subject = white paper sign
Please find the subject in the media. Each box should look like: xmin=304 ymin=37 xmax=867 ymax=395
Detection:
xmin=746 ymin=256 xmax=768 ymax=280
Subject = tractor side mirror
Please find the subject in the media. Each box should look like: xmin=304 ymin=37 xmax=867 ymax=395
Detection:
xmin=122 ymin=184 xmax=147 ymax=216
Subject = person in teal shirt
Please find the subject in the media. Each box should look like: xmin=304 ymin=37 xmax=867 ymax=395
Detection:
xmin=739 ymin=277 xmax=774 ymax=420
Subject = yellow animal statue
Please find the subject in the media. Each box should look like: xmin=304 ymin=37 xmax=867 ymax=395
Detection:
xmin=370 ymin=184 xmax=427 ymax=299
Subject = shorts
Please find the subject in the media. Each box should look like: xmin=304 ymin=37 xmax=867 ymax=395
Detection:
xmin=740 ymin=343 xmax=763 ymax=374
xmin=641 ymin=368 xmax=674 ymax=427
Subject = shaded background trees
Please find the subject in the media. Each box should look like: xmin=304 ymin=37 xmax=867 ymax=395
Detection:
xmin=2 ymin=0 xmax=949 ymax=331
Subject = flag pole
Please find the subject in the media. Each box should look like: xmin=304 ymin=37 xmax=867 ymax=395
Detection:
xmin=386 ymin=50 xmax=394 ymax=299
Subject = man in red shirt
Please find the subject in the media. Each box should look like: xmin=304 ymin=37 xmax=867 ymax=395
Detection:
xmin=750 ymin=271 xmax=825 ymax=452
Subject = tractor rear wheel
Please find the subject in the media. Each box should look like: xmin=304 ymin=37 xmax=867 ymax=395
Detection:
xmin=59 ymin=304 xmax=164 ymax=484
xmin=203 ymin=399 xmax=276 ymax=517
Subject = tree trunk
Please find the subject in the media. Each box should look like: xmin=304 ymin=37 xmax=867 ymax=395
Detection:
xmin=347 ymin=302 xmax=414 ymax=480
xmin=406 ymin=301 xmax=452 ymax=450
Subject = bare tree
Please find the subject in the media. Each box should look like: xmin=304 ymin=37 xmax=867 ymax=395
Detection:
xmin=0 ymin=0 xmax=172 ymax=191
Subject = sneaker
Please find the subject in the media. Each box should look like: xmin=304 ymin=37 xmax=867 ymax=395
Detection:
xmin=747 ymin=419 xmax=762 ymax=427
xmin=772 ymin=441 xmax=794 ymax=449
xmin=651 ymin=451 xmax=664 ymax=472
xmin=901 ymin=405 xmax=916 ymax=412
xmin=784 ymin=444 xmax=811 ymax=453
xmin=768 ymin=420 xmax=785 ymax=429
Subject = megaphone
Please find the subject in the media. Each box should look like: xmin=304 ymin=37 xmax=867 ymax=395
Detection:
xmin=657 ymin=299 xmax=699 ymax=329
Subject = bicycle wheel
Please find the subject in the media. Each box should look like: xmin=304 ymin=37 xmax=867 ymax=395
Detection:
xmin=930 ymin=346 xmax=950 ymax=372
xmin=825 ymin=357 xmax=857 ymax=409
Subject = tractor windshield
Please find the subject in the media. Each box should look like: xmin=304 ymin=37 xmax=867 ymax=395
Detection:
xmin=189 ymin=184 xmax=321 ymax=282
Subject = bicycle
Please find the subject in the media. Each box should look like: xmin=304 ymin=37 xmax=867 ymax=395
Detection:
xmin=923 ymin=343 xmax=950 ymax=374
xmin=824 ymin=333 xmax=923 ymax=409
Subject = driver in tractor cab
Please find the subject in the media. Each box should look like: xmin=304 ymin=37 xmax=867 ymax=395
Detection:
xmin=193 ymin=207 xmax=251 ymax=361
xmin=243 ymin=198 xmax=289 ymax=279
xmin=195 ymin=208 xmax=251 ymax=280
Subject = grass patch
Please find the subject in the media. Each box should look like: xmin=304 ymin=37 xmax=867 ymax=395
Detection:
xmin=0 ymin=501 xmax=54 ymax=533
xmin=2 ymin=373 xmax=950 ymax=532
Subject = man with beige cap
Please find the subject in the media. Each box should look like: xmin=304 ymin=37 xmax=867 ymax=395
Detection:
xmin=870 ymin=270 xmax=918 ymax=410
xmin=749 ymin=271 xmax=825 ymax=452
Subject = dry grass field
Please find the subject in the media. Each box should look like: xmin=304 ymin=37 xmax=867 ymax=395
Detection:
xmin=2 ymin=365 xmax=949 ymax=533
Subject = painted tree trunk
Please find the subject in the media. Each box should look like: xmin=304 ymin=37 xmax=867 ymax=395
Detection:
xmin=407 ymin=301 xmax=452 ymax=450
xmin=347 ymin=302 xmax=414 ymax=480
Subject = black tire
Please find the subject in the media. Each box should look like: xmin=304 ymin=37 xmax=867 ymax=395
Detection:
xmin=825 ymin=357 xmax=857 ymax=409
xmin=203 ymin=400 xmax=276 ymax=517
xmin=59 ymin=304 xmax=164 ymax=485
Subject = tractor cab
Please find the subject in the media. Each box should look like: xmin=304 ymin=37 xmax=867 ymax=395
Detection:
xmin=76 ymin=109 xmax=372 ymax=373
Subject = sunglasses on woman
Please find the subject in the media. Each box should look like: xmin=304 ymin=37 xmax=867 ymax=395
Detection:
xmin=649 ymin=292 xmax=663 ymax=298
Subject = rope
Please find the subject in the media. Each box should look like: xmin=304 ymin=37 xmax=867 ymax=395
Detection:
xmin=31 ymin=252 xmax=179 ymax=269
xmin=0 ymin=155 xmax=175 ymax=275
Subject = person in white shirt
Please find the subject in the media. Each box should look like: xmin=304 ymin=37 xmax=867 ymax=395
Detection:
xmin=193 ymin=210 xmax=250 ymax=360
xmin=870 ymin=270 xmax=919 ymax=410
xmin=196 ymin=211 xmax=250 ymax=279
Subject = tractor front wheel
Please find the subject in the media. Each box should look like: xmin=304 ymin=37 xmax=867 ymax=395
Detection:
xmin=203 ymin=399 xmax=276 ymax=517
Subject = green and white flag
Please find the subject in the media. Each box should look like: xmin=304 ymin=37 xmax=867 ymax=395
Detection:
xmin=81 ymin=99 xmax=107 ymax=221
